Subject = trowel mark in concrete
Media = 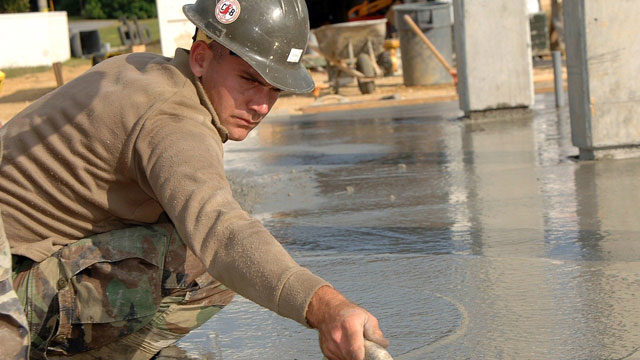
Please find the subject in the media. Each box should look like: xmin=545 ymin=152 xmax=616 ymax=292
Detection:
xmin=396 ymin=292 xmax=469 ymax=359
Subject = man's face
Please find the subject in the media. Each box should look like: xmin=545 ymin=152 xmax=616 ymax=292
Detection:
xmin=196 ymin=42 xmax=281 ymax=141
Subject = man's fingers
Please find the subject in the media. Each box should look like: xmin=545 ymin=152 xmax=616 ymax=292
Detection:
xmin=363 ymin=317 xmax=390 ymax=348
xmin=345 ymin=322 xmax=366 ymax=360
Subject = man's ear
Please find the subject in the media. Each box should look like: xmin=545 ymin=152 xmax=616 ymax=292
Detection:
xmin=189 ymin=40 xmax=210 ymax=78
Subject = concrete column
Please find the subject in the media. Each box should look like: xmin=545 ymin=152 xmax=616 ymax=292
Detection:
xmin=564 ymin=0 xmax=640 ymax=160
xmin=453 ymin=0 xmax=534 ymax=116
xmin=37 ymin=0 xmax=48 ymax=11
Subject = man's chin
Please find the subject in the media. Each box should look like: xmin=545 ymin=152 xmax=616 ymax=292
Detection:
xmin=227 ymin=129 xmax=251 ymax=141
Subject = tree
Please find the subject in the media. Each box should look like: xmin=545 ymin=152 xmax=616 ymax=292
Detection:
xmin=0 ymin=0 xmax=30 ymax=13
xmin=82 ymin=0 xmax=105 ymax=19
xmin=53 ymin=0 xmax=82 ymax=16
xmin=53 ymin=0 xmax=156 ymax=19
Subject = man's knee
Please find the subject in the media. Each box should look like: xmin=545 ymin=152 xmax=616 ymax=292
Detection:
xmin=159 ymin=273 xmax=235 ymax=334
xmin=13 ymin=220 xmax=234 ymax=356
xmin=1 ymin=206 xmax=30 ymax=359
xmin=0 ymin=282 xmax=30 ymax=359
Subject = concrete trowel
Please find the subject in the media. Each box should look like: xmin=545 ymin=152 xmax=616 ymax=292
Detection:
xmin=322 ymin=340 xmax=394 ymax=360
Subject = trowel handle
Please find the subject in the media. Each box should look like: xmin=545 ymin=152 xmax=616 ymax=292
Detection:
xmin=321 ymin=340 xmax=394 ymax=360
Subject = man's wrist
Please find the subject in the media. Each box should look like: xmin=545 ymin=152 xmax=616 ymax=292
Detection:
xmin=305 ymin=285 xmax=347 ymax=328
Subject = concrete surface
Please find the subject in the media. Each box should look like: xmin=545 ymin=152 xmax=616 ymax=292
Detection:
xmin=564 ymin=0 xmax=640 ymax=160
xmin=453 ymin=0 xmax=534 ymax=115
xmin=175 ymin=93 xmax=640 ymax=359
xmin=0 ymin=12 xmax=70 ymax=68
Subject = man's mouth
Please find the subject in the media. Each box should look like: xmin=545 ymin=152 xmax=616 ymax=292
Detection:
xmin=236 ymin=116 xmax=259 ymax=127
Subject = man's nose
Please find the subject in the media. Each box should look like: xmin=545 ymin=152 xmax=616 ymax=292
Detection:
xmin=247 ymin=88 xmax=276 ymax=116
xmin=248 ymin=100 xmax=270 ymax=116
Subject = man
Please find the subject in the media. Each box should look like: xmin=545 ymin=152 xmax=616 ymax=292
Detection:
xmin=0 ymin=0 xmax=388 ymax=359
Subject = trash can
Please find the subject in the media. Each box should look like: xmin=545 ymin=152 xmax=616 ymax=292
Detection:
xmin=70 ymin=32 xmax=83 ymax=58
xmin=80 ymin=30 xmax=102 ymax=56
xmin=394 ymin=2 xmax=453 ymax=86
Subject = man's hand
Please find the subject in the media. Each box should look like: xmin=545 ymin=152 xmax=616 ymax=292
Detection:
xmin=306 ymin=286 xmax=389 ymax=360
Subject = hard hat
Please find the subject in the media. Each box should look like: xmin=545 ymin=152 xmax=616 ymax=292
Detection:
xmin=183 ymin=0 xmax=315 ymax=94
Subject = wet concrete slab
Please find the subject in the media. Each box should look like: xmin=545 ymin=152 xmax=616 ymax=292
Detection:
xmin=177 ymin=93 xmax=640 ymax=359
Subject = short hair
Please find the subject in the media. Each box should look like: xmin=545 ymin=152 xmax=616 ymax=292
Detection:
xmin=192 ymin=28 xmax=239 ymax=59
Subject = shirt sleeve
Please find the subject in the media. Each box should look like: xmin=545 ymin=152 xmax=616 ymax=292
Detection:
xmin=132 ymin=114 xmax=330 ymax=326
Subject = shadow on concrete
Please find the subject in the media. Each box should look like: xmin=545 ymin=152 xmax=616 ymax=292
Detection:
xmin=0 ymin=88 xmax=54 ymax=104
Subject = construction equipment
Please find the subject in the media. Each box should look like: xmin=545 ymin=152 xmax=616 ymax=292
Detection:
xmin=349 ymin=0 xmax=394 ymax=20
xmin=117 ymin=15 xmax=151 ymax=47
xmin=0 ymin=70 xmax=5 ymax=94
xmin=91 ymin=16 xmax=150 ymax=66
xmin=312 ymin=18 xmax=388 ymax=94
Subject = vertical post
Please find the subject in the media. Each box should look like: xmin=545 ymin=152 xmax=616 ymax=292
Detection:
xmin=52 ymin=62 xmax=64 ymax=88
xmin=453 ymin=0 xmax=534 ymax=116
xmin=565 ymin=0 xmax=640 ymax=160
xmin=552 ymin=50 xmax=564 ymax=107
xmin=37 ymin=0 xmax=48 ymax=11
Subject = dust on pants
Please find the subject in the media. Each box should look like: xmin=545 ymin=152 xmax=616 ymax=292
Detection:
xmin=12 ymin=220 xmax=235 ymax=360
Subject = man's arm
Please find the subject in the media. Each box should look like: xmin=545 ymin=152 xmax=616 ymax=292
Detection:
xmin=133 ymin=114 xmax=388 ymax=357
xmin=133 ymin=115 xmax=328 ymax=324
xmin=307 ymin=286 xmax=389 ymax=360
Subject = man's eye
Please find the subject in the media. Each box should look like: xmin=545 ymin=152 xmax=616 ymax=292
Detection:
xmin=242 ymin=77 xmax=258 ymax=84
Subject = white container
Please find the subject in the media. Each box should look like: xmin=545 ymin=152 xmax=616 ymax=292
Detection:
xmin=0 ymin=11 xmax=70 ymax=68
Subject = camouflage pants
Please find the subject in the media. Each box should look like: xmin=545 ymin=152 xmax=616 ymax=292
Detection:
xmin=12 ymin=220 xmax=235 ymax=360
xmin=0 ymin=127 xmax=31 ymax=359
xmin=1 ymin=210 xmax=30 ymax=360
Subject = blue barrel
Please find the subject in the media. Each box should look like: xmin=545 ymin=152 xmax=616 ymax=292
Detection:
xmin=394 ymin=2 xmax=453 ymax=86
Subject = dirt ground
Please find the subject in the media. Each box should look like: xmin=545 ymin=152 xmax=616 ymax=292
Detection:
xmin=0 ymin=59 xmax=563 ymax=126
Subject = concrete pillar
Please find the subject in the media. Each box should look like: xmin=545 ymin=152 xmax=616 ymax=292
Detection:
xmin=37 ymin=0 xmax=48 ymax=11
xmin=453 ymin=0 xmax=534 ymax=116
xmin=564 ymin=0 xmax=640 ymax=160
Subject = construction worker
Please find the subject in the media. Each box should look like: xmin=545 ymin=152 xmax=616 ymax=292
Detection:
xmin=0 ymin=0 xmax=388 ymax=359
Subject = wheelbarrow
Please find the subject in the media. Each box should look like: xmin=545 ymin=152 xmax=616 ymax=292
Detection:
xmin=311 ymin=18 xmax=387 ymax=94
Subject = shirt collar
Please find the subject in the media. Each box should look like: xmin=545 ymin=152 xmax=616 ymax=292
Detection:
xmin=171 ymin=48 xmax=229 ymax=143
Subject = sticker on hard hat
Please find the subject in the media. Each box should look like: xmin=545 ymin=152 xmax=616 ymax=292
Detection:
xmin=287 ymin=48 xmax=303 ymax=63
xmin=215 ymin=0 xmax=241 ymax=24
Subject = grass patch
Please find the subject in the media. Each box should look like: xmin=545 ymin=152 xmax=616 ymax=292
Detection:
xmin=98 ymin=18 xmax=160 ymax=49
xmin=2 ymin=58 xmax=90 ymax=79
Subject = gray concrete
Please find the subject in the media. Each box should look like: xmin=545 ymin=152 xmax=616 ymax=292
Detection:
xmin=564 ymin=0 xmax=640 ymax=160
xmin=174 ymin=93 xmax=640 ymax=359
xmin=453 ymin=0 xmax=534 ymax=116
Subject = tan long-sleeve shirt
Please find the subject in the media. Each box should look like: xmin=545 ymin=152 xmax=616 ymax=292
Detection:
xmin=0 ymin=49 xmax=328 ymax=325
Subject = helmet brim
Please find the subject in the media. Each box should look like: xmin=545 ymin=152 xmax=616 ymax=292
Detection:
xmin=183 ymin=4 xmax=315 ymax=94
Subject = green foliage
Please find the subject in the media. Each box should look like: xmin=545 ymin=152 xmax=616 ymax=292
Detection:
xmin=53 ymin=0 xmax=82 ymax=17
xmin=0 ymin=0 xmax=30 ymax=13
xmin=55 ymin=0 xmax=157 ymax=19
xmin=82 ymin=0 xmax=106 ymax=19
